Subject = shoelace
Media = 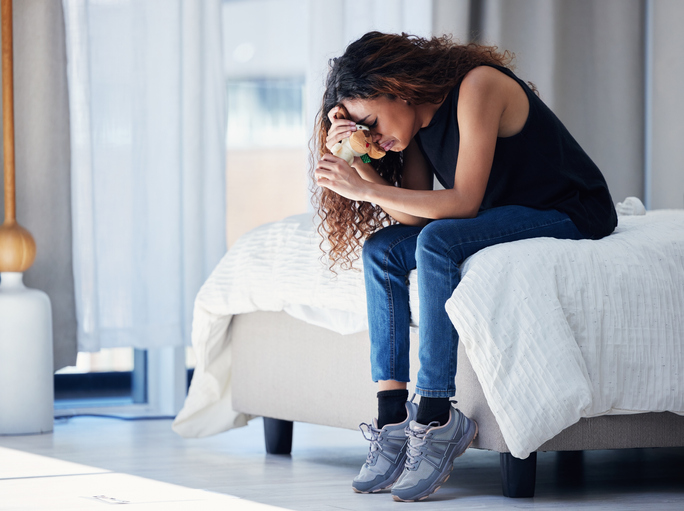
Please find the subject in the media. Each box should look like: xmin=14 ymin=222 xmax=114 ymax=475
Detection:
xmin=404 ymin=401 xmax=462 ymax=471
xmin=404 ymin=421 xmax=440 ymax=470
xmin=359 ymin=422 xmax=384 ymax=464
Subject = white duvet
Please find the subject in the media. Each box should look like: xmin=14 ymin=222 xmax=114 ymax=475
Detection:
xmin=173 ymin=204 xmax=684 ymax=459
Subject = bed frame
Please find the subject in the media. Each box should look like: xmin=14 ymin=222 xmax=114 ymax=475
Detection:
xmin=231 ymin=310 xmax=684 ymax=498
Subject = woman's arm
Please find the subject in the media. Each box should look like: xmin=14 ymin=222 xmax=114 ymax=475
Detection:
xmin=352 ymin=140 xmax=433 ymax=226
xmin=316 ymin=67 xmax=514 ymax=219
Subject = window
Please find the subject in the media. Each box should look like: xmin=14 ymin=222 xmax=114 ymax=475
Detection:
xmin=54 ymin=348 xmax=146 ymax=408
xmin=225 ymin=78 xmax=309 ymax=247
xmin=222 ymin=0 xmax=310 ymax=248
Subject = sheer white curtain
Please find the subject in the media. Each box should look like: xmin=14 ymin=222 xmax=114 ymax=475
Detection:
xmin=63 ymin=0 xmax=226 ymax=352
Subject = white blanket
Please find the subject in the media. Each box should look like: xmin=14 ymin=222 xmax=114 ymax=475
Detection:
xmin=173 ymin=206 xmax=684 ymax=459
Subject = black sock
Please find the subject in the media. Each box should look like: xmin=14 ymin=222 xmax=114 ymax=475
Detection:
xmin=377 ymin=389 xmax=409 ymax=429
xmin=416 ymin=397 xmax=450 ymax=426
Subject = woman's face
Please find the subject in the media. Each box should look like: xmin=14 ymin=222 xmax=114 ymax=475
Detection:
xmin=340 ymin=96 xmax=419 ymax=153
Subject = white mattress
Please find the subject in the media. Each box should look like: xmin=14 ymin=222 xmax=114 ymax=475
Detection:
xmin=173 ymin=203 xmax=684 ymax=459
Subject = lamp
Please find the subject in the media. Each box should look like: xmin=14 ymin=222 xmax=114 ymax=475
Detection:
xmin=0 ymin=0 xmax=53 ymax=435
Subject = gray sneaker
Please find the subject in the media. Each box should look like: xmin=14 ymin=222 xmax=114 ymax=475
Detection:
xmin=352 ymin=400 xmax=418 ymax=493
xmin=391 ymin=406 xmax=478 ymax=502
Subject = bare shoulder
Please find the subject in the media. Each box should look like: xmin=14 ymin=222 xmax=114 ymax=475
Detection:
xmin=460 ymin=66 xmax=513 ymax=97
xmin=457 ymin=66 xmax=509 ymax=117
xmin=459 ymin=66 xmax=529 ymax=137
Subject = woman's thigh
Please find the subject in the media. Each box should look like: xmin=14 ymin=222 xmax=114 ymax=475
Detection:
xmin=416 ymin=206 xmax=585 ymax=264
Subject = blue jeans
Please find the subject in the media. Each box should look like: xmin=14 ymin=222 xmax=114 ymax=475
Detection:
xmin=362 ymin=206 xmax=586 ymax=398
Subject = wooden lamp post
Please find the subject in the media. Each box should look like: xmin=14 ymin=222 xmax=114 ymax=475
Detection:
xmin=0 ymin=0 xmax=54 ymax=435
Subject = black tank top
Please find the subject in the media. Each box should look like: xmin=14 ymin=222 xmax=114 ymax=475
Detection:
xmin=414 ymin=64 xmax=617 ymax=240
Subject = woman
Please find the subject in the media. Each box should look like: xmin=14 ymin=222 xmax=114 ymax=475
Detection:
xmin=313 ymin=32 xmax=616 ymax=502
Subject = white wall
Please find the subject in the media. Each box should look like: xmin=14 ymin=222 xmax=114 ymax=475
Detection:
xmin=650 ymin=0 xmax=684 ymax=209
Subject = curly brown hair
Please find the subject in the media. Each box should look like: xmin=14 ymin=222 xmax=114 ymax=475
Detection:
xmin=310 ymin=32 xmax=516 ymax=270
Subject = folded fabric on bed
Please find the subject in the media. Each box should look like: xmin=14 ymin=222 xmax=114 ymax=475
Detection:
xmin=173 ymin=206 xmax=684 ymax=459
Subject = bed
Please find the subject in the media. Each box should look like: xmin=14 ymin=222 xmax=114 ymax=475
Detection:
xmin=172 ymin=199 xmax=684 ymax=497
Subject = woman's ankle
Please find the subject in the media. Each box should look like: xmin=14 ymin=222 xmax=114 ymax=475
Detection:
xmin=377 ymin=389 xmax=409 ymax=428
xmin=416 ymin=396 xmax=450 ymax=426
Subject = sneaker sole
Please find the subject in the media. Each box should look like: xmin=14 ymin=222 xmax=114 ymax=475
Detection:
xmin=392 ymin=419 xmax=478 ymax=502
xmin=353 ymin=481 xmax=394 ymax=494
xmin=352 ymin=484 xmax=389 ymax=494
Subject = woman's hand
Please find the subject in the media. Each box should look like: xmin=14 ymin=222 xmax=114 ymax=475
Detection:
xmin=325 ymin=105 xmax=358 ymax=153
xmin=315 ymin=153 xmax=369 ymax=202
xmin=326 ymin=105 xmax=382 ymax=181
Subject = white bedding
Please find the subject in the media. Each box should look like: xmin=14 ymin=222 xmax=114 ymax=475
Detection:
xmin=173 ymin=205 xmax=684 ymax=459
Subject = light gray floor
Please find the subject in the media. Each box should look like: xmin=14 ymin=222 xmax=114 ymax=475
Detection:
xmin=2 ymin=415 xmax=683 ymax=510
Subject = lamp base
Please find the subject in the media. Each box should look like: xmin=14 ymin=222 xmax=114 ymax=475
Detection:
xmin=0 ymin=272 xmax=54 ymax=435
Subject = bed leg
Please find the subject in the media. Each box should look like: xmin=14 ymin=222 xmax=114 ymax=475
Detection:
xmin=500 ymin=451 xmax=537 ymax=498
xmin=263 ymin=417 xmax=293 ymax=455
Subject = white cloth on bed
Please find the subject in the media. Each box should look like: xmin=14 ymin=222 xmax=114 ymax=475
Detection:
xmin=173 ymin=205 xmax=684 ymax=459
xmin=446 ymin=209 xmax=684 ymax=457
